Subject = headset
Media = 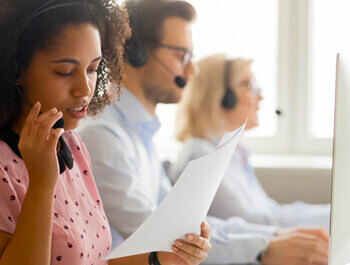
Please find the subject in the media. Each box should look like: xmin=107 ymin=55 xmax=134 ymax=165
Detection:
xmin=124 ymin=1 xmax=187 ymax=88
xmin=7 ymin=0 xmax=83 ymax=130
xmin=221 ymin=59 xmax=237 ymax=109
xmin=221 ymin=60 xmax=282 ymax=116
xmin=124 ymin=2 xmax=148 ymax=68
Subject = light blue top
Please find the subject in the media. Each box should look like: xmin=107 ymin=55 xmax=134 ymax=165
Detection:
xmin=170 ymin=137 xmax=330 ymax=228
xmin=80 ymin=89 xmax=277 ymax=264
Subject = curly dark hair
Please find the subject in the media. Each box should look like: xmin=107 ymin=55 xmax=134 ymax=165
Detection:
xmin=0 ymin=0 xmax=131 ymax=131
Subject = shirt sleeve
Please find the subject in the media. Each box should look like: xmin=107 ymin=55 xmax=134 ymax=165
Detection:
xmin=79 ymin=124 xmax=157 ymax=239
xmin=203 ymin=215 xmax=277 ymax=264
xmin=227 ymin=147 xmax=331 ymax=228
xmin=0 ymin=162 xmax=25 ymax=235
xmin=269 ymin=201 xmax=331 ymax=228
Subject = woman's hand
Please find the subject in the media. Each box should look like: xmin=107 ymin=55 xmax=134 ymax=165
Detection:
xmin=157 ymin=221 xmax=211 ymax=265
xmin=18 ymin=102 xmax=64 ymax=191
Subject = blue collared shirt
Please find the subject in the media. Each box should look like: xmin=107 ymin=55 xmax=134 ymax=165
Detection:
xmin=80 ymin=89 xmax=277 ymax=264
xmin=79 ymin=89 xmax=171 ymax=238
xmin=170 ymin=137 xmax=330 ymax=228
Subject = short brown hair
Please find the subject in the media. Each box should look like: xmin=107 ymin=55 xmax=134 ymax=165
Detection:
xmin=124 ymin=0 xmax=196 ymax=47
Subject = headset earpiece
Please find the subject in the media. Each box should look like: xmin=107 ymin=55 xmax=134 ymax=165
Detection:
xmin=221 ymin=59 xmax=237 ymax=109
xmin=125 ymin=34 xmax=148 ymax=68
xmin=124 ymin=2 xmax=148 ymax=68
xmin=221 ymin=88 xmax=237 ymax=109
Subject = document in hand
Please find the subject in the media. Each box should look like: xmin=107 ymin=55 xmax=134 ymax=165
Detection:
xmin=104 ymin=123 xmax=246 ymax=260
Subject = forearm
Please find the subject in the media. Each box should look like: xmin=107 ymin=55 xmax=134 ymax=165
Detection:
xmin=203 ymin=216 xmax=274 ymax=264
xmin=0 ymin=184 xmax=55 ymax=265
xmin=275 ymin=202 xmax=331 ymax=228
xmin=109 ymin=253 xmax=149 ymax=265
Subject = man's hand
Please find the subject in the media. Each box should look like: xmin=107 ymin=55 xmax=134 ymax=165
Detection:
xmin=276 ymin=226 xmax=329 ymax=243
xmin=261 ymin=232 xmax=329 ymax=265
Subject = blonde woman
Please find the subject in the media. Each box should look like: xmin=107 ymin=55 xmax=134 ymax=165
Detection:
xmin=171 ymin=53 xmax=330 ymax=229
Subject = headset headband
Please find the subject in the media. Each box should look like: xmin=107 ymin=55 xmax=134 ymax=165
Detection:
xmin=30 ymin=0 xmax=86 ymax=21
xmin=224 ymin=59 xmax=232 ymax=92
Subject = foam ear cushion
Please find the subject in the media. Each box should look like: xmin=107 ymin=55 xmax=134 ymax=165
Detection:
xmin=125 ymin=36 xmax=148 ymax=68
xmin=123 ymin=1 xmax=148 ymax=68
xmin=221 ymin=88 xmax=237 ymax=109
xmin=221 ymin=59 xmax=237 ymax=109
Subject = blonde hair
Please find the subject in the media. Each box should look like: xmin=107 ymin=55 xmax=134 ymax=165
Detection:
xmin=176 ymin=53 xmax=252 ymax=141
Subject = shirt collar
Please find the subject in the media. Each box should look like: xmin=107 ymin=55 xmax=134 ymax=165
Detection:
xmin=113 ymin=88 xmax=161 ymax=137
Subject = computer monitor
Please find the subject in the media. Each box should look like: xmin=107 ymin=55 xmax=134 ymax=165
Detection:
xmin=329 ymin=53 xmax=350 ymax=265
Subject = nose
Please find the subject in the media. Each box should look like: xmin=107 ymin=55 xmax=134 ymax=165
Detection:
xmin=72 ymin=73 xmax=92 ymax=98
xmin=184 ymin=60 xmax=198 ymax=80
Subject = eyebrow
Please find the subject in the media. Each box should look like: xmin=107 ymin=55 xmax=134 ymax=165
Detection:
xmin=51 ymin=56 xmax=103 ymax=65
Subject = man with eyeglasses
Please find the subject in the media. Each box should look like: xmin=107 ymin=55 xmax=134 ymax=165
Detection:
xmin=80 ymin=0 xmax=329 ymax=264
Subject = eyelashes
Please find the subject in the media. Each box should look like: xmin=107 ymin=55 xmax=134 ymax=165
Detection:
xmin=55 ymin=69 xmax=98 ymax=78
xmin=55 ymin=71 xmax=72 ymax=77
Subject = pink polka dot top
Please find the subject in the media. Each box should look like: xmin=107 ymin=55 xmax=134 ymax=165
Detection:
xmin=0 ymin=130 xmax=112 ymax=265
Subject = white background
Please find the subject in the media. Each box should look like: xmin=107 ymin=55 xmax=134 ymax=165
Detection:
xmin=155 ymin=0 xmax=350 ymax=158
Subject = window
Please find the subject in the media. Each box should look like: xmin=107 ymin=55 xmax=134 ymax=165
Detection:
xmin=309 ymin=0 xmax=350 ymax=139
xmin=155 ymin=0 xmax=279 ymax=156
xmin=189 ymin=0 xmax=279 ymax=138
xmin=155 ymin=0 xmax=345 ymax=157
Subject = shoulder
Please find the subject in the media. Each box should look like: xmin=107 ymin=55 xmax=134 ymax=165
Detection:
xmin=0 ymin=140 xmax=28 ymax=184
xmin=80 ymin=115 xmax=133 ymax=146
xmin=0 ymin=141 xmax=28 ymax=234
xmin=0 ymin=140 xmax=20 ymax=163
xmin=78 ymin=118 xmax=137 ymax=162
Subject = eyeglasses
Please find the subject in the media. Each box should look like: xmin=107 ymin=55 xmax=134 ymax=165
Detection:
xmin=238 ymin=79 xmax=262 ymax=96
xmin=150 ymin=42 xmax=194 ymax=67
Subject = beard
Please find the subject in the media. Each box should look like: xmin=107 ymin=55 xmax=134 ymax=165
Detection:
xmin=143 ymin=82 xmax=182 ymax=105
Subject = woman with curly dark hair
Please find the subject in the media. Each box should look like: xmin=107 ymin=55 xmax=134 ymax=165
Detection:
xmin=0 ymin=1 xmax=211 ymax=265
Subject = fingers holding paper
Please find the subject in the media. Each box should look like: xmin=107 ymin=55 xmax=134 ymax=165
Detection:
xmin=157 ymin=222 xmax=211 ymax=265
xmin=172 ymin=221 xmax=211 ymax=264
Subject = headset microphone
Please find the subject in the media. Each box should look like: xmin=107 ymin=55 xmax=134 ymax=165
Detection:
xmin=152 ymin=54 xmax=187 ymax=89
xmin=174 ymin=76 xmax=186 ymax=89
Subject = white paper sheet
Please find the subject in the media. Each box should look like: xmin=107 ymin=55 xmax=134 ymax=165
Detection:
xmin=104 ymin=123 xmax=246 ymax=260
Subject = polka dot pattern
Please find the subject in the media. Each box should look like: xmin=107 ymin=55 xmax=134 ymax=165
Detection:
xmin=0 ymin=131 xmax=111 ymax=264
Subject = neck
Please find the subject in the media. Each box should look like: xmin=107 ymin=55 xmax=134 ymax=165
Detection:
xmin=124 ymin=66 xmax=156 ymax=115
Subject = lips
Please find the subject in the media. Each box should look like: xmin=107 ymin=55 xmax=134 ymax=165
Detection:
xmin=67 ymin=105 xmax=88 ymax=119
xmin=71 ymin=106 xmax=85 ymax=112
